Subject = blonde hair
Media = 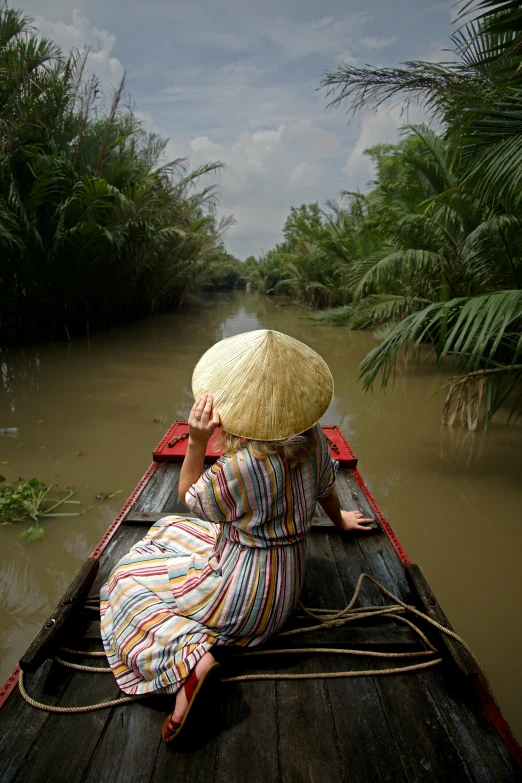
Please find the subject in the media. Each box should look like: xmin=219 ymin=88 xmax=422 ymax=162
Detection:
xmin=217 ymin=427 xmax=316 ymax=468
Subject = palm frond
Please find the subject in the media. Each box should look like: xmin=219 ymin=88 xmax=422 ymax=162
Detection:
xmin=359 ymin=289 xmax=522 ymax=391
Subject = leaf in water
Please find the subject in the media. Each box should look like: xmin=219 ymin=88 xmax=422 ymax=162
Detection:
xmin=106 ymin=489 xmax=124 ymax=499
xmin=1 ymin=521 xmax=12 ymax=526
xmin=18 ymin=526 xmax=45 ymax=543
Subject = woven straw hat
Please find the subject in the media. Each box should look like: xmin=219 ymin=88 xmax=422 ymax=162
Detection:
xmin=192 ymin=329 xmax=334 ymax=441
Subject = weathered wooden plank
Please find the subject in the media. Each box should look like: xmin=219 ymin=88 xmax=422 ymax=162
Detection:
xmin=152 ymin=738 xmax=221 ymax=783
xmin=14 ymin=666 xmax=121 ymax=783
xmin=254 ymin=621 xmax=421 ymax=650
xmin=215 ymin=680 xmax=279 ymax=783
xmin=122 ymin=511 xmax=164 ymax=524
xmin=71 ymin=616 xmax=101 ymax=641
xmin=327 ymin=528 xmax=397 ymax=611
xmin=371 ymin=659 xmax=475 ymax=782
xmin=151 ymin=691 xmax=221 ymax=783
xmin=335 ymin=472 xmax=411 ymax=604
xmin=0 ymin=661 xmax=73 ymax=782
xmin=305 ymin=532 xmax=410 ymax=783
xmin=131 ymin=463 xmax=177 ymax=513
xmin=20 ymin=557 xmax=99 ymax=673
xmin=327 ymin=530 xmax=476 ymax=781
xmin=161 ymin=465 xmax=187 ymax=516
xmin=419 ymin=666 xmax=521 ymax=782
xmin=358 ymin=533 xmax=412 ymax=603
xmin=277 ymin=669 xmax=341 ymax=783
xmin=277 ymin=533 xmax=344 ymax=783
xmin=322 ymin=653 xmax=409 ymax=783
xmin=152 ymin=736 xmax=220 ymax=783
xmin=335 ymin=470 xmax=379 ymax=529
xmin=83 ymin=700 xmax=163 ymax=783
xmin=406 ymin=563 xmax=478 ymax=678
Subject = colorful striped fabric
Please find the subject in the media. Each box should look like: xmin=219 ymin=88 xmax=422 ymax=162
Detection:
xmin=100 ymin=425 xmax=338 ymax=696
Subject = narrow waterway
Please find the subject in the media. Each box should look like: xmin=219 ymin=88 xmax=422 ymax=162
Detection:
xmin=1 ymin=291 xmax=521 ymax=739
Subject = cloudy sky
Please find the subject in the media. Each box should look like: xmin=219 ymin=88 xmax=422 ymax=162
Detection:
xmin=24 ymin=0 xmax=460 ymax=257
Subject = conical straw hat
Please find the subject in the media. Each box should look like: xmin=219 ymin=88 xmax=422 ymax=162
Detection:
xmin=192 ymin=329 xmax=334 ymax=441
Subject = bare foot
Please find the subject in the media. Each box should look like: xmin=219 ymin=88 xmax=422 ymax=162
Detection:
xmin=172 ymin=651 xmax=216 ymax=723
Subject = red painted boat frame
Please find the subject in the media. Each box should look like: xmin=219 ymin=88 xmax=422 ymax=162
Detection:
xmin=1 ymin=425 xmax=521 ymax=769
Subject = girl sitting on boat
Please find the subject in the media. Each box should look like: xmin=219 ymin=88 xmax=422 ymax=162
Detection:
xmin=100 ymin=330 xmax=373 ymax=742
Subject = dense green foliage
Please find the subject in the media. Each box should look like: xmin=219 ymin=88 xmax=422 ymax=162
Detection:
xmin=257 ymin=0 xmax=522 ymax=429
xmin=202 ymin=253 xmax=259 ymax=291
xmin=0 ymin=6 xmax=240 ymax=342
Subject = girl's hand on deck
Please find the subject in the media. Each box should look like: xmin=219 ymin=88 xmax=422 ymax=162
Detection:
xmin=189 ymin=394 xmax=220 ymax=444
xmin=340 ymin=509 xmax=373 ymax=532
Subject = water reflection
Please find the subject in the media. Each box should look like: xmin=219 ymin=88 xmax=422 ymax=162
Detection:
xmin=0 ymin=292 xmax=521 ymax=740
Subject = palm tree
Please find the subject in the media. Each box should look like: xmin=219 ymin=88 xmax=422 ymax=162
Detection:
xmin=0 ymin=6 xmax=232 ymax=342
xmin=316 ymin=0 xmax=522 ymax=428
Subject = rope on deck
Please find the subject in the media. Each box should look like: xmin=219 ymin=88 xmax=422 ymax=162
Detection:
xmin=18 ymin=672 xmax=141 ymax=713
xmin=17 ymin=572 xmax=489 ymax=713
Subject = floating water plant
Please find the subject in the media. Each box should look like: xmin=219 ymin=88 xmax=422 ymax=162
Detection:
xmin=0 ymin=476 xmax=122 ymax=542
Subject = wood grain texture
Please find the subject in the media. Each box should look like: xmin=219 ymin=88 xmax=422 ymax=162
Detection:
xmin=14 ymin=665 xmax=121 ymax=783
xmin=0 ymin=661 xmax=73 ymax=782
xmin=276 ymin=533 xmax=344 ymax=783
xmin=83 ymin=700 xmax=164 ymax=783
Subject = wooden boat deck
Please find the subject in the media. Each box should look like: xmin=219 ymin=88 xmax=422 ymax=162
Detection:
xmin=0 ymin=453 xmax=520 ymax=782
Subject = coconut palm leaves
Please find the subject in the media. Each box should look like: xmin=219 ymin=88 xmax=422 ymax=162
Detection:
xmin=360 ymin=291 xmax=522 ymax=428
xmin=307 ymin=0 xmax=522 ymax=429
xmin=0 ymin=6 xmax=233 ymax=341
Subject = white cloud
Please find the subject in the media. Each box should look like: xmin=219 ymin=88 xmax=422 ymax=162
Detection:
xmin=289 ymin=161 xmax=322 ymax=187
xmin=184 ymin=118 xmax=341 ymax=256
xmin=133 ymin=108 xmax=157 ymax=130
xmin=424 ymin=41 xmax=454 ymax=63
xmin=362 ymin=35 xmax=398 ymax=49
xmin=189 ymin=29 xmax=251 ymax=52
xmin=34 ymin=9 xmax=124 ymax=88
xmin=190 ymin=136 xmax=221 ymax=156
xmin=258 ymin=12 xmax=373 ymax=61
xmin=335 ymin=47 xmax=360 ymax=66
xmin=342 ymin=102 xmax=434 ymax=186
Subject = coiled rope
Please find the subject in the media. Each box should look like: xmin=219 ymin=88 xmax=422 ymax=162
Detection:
xmin=18 ymin=573 xmax=490 ymax=714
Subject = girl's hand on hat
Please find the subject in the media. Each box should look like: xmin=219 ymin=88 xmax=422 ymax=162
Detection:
xmin=340 ymin=509 xmax=374 ymax=533
xmin=188 ymin=394 xmax=221 ymax=445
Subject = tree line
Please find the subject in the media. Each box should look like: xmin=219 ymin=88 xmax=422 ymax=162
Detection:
xmin=255 ymin=0 xmax=522 ymax=429
xmin=0 ymin=5 xmax=251 ymax=343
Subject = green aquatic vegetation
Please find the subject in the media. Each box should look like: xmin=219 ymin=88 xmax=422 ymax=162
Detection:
xmin=0 ymin=476 xmax=122 ymax=542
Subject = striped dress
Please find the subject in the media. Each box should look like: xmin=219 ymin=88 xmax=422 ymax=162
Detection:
xmin=100 ymin=425 xmax=338 ymax=696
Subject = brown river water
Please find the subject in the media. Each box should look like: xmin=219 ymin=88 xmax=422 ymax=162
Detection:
xmin=1 ymin=291 xmax=521 ymax=739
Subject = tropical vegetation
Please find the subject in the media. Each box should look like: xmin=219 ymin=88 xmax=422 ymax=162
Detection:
xmin=257 ymin=0 xmax=522 ymax=429
xmin=0 ymin=474 xmax=122 ymax=542
xmin=0 ymin=5 xmax=239 ymax=343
